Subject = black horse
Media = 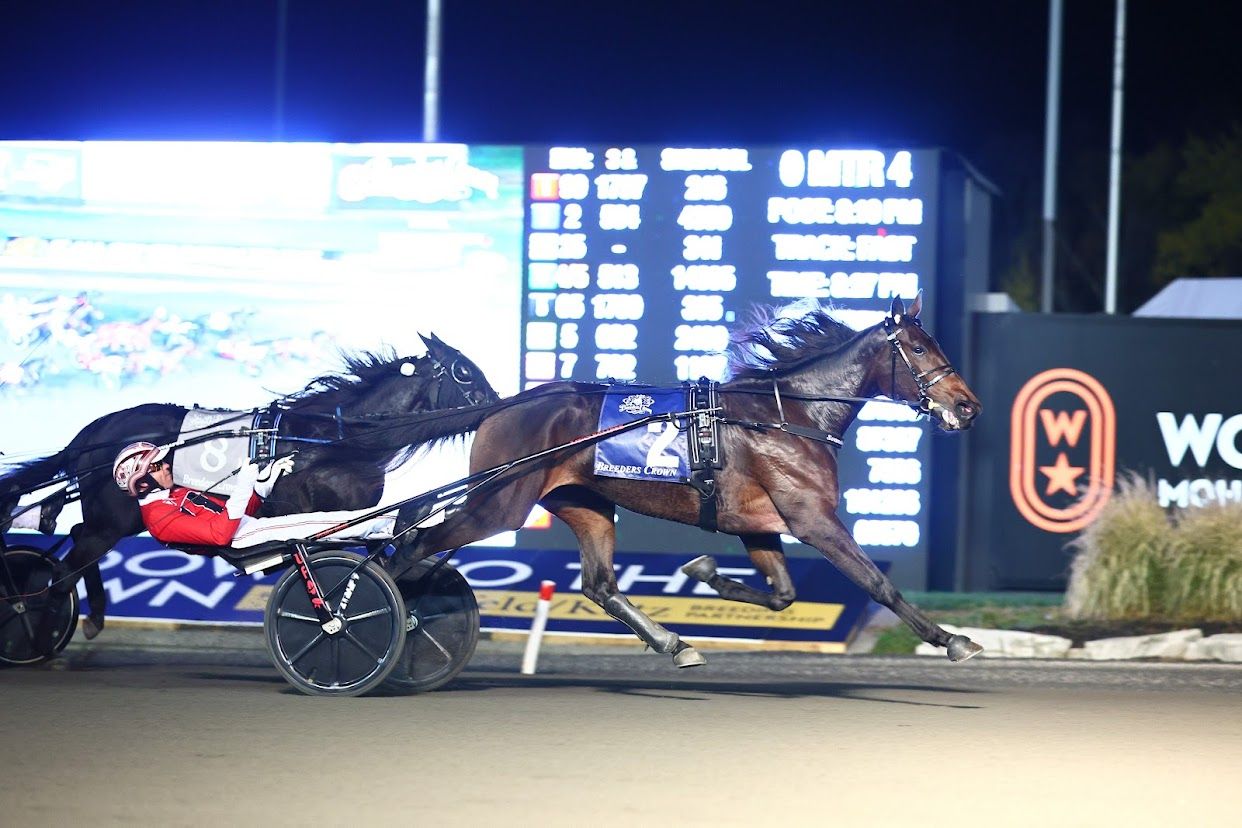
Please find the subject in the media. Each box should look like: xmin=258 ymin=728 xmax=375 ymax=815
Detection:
xmin=1 ymin=333 xmax=498 ymax=640
xmin=388 ymin=296 xmax=985 ymax=665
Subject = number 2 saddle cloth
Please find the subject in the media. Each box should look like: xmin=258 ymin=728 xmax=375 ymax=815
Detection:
xmin=593 ymin=386 xmax=690 ymax=483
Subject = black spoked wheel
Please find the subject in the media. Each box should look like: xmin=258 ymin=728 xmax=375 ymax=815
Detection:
xmin=0 ymin=546 xmax=79 ymax=666
xmin=264 ymin=550 xmax=406 ymax=697
xmin=384 ymin=559 xmax=480 ymax=694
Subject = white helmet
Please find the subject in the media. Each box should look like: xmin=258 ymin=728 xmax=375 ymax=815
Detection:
xmin=113 ymin=442 xmax=170 ymax=496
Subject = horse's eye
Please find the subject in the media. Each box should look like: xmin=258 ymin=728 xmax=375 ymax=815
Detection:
xmin=451 ymin=361 xmax=473 ymax=383
xmin=912 ymin=346 xmax=925 ymax=355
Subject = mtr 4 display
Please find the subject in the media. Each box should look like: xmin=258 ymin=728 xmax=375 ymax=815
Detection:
xmin=518 ymin=145 xmax=957 ymax=588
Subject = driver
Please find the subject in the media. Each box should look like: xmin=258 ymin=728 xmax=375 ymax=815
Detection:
xmin=112 ymin=442 xmax=396 ymax=548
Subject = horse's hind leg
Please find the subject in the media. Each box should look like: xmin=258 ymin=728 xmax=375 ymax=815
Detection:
xmin=64 ymin=524 xmax=124 ymax=640
xmin=790 ymin=511 xmax=982 ymax=662
xmin=682 ymin=533 xmax=796 ymax=611
xmin=81 ymin=562 xmax=106 ymax=639
xmin=542 ymin=486 xmax=705 ymax=668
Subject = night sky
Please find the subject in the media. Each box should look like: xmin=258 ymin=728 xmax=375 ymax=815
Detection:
xmin=2 ymin=1 xmax=1239 ymax=302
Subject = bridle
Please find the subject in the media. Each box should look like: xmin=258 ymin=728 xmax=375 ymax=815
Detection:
xmin=720 ymin=312 xmax=962 ymax=446
xmin=883 ymin=313 xmax=957 ymax=415
xmin=427 ymin=355 xmax=487 ymax=408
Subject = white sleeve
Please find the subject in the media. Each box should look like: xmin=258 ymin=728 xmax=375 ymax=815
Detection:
xmin=226 ymin=463 xmax=259 ymax=519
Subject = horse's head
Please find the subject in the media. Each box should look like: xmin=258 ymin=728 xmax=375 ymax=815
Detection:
xmin=318 ymin=340 xmax=499 ymax=424
xmin=417 ymin=332 xmax=501 ymax=408
xmin=879 ymin=293 xmax=981 ymax=431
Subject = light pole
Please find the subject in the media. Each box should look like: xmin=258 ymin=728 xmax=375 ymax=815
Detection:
xmin=274 ymin=0 xmax=289 ymax=140
xmin=423 ymin=0 xmax=442 ymax=142
xmin=1104 ymin=0 xmax=1127 ymax=314
xmin=1041 ymin=0 xmax=1063 ymax=314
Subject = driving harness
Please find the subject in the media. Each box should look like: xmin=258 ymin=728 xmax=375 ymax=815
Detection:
xmin=686 ymin=379 xmax=723 ymax=532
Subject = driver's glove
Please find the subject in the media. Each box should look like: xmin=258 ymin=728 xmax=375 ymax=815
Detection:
xmin=254 ymin=453 xmax=297 ymax=498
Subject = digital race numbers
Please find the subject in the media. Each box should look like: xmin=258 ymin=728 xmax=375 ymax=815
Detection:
xmin=521 ymin=146 xmax=936 ymax=386
xmin=519 ymin=146 xmax=943 ymax=585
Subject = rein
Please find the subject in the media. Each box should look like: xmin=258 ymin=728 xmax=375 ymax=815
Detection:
xmin=716 ymin=378 xmax=845 ymax=447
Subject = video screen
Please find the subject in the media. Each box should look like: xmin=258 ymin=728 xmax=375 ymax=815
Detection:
xmin=0 ymin=141 xmax=525 ymax=518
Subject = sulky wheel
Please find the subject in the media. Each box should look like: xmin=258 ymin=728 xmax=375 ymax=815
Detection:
xmin=0 ymin=545 xmax=79 ymax=666
xmin=383 ymin=558 xmax=480 ymax=694
xmin=264 ymin=550 xmax=406 ymax=697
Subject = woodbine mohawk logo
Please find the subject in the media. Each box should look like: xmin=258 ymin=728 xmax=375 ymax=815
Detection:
xmin=1009 ymin=368 xmax=1116 ymax=533
xmin=1154 ymin=410 xmax=1242 ymax=507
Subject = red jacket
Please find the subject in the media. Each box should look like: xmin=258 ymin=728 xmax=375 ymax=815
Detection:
xmin=138 ymin=485 xmax=261 ymax=547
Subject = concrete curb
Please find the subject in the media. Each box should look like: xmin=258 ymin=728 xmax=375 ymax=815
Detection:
xmin=913 ymin=624 xmax=1242 ymax=663
xmin=914 ymin=625 xmax=1072 ymax=659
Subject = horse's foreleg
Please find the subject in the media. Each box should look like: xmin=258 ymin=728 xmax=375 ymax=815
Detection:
xmin=543 ymin=486 xmax=705 ymax=668
xmin=790 ymin=512 xmax=982 ymax=662
xmin=681 ymin=533 xmax=796 ymax=611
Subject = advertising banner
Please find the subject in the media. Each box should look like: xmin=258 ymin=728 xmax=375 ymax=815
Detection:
xmin=964 ymin=312 xmax=1242 ymax=589
xmin=5 ymin=534 xmax=883 ymax=648
xmin=451 ymin=546 xmax=884 ymax=646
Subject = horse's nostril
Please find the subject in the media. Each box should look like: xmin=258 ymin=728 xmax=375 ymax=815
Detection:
xmin=957 ymin=401 xmax=977 ymax=419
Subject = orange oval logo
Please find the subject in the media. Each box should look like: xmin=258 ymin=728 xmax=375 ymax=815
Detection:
xmin=1009 ymin=368 xmax=1116 ymax=533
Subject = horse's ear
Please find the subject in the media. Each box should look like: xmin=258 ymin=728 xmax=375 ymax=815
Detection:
xmin=908 ymin=290 xmax=923 ymax=320
xmin=429 ymin=331 xmax=462 ymax=356
xmin=889 ymin=295 xmax=906 ymax=323
xmin=418 ymin=332 xmax=438 ymax=353
xmin=422 ymin=331 xmax=452 ymax=349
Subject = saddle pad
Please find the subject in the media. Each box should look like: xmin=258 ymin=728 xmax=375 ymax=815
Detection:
xmin=593 ymin=387 xmax=689 ymax=483
xmin=173 ymin=408 xmax=258 ymax=496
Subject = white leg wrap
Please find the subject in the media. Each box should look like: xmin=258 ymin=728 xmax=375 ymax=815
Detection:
xmin=7 ymin=505 xmax=41 ymax=531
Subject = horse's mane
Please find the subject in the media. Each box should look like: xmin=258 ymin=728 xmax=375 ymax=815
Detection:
xmin=281 ymin=349 xmax=417 ymax=406
xmin=726 ymin=302 xmax=860 ymax=379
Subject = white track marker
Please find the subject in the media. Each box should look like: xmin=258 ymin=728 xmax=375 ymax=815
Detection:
xmin=520 ymin=580 xmax=556 ymax=675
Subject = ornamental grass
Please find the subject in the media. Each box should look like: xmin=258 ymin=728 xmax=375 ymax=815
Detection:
xmin=1165 ymin=502 xmax=1242 ymax=621
xmin=1065 ymin=475 xmax=1242 ymax=622
xmin=1065 ymin=476 xmax=1173 ymax=620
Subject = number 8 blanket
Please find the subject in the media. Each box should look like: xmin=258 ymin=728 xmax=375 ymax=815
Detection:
xmin=172 ymin=408 xmax=258 ymax=496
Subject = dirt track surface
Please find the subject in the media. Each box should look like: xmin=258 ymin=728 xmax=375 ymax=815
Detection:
xmin=3 ymin=642 xmax=1240 ymax=826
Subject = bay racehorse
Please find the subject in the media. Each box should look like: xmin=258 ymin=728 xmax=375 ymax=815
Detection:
xmin=391 ymin=295 xmax=985 ymax=665
xmin=1 ymin=333 xmax=497 ymax=642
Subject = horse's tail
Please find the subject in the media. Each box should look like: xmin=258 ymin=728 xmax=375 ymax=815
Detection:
xmin=0 ymin=448 xmax=75 ymax=501
xmin=0 ymin=413 xmax=125 ymax=501
xmin=1 ymin=449 xmax=77 ymax=534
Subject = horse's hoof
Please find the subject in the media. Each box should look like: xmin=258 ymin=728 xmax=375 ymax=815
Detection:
xmin=673 ymin=645 xmax=706 ymax=668
xmin=946 ymin=634 xmax=983 ymax=662
xmin=82 ymin=616 xmax=103 ymax=641
xmin=680 ymin=555 xmax=717 ymax=582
